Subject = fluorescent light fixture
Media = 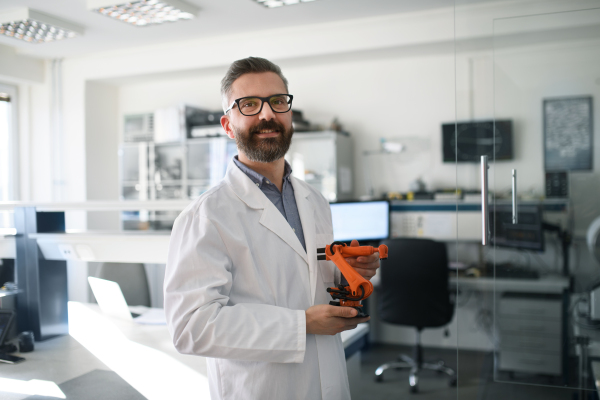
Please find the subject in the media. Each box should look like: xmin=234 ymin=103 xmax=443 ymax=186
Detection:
xmin=253 ymin=0 xmax=318 ymax=8
xmin=0 ymin=8 xmax=84 ymax=44
xmin=88 ymin=0 xmax=199 ymax=26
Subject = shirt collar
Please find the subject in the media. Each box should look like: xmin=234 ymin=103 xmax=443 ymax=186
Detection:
xmin=233 ymin=155 xmax=293 ymax=189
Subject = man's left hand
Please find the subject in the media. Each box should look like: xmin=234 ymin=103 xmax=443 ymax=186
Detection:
xmin=344 ymin=240 xmax=380 ymax=280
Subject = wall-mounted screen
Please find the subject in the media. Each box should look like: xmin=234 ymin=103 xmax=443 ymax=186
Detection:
xmin=330 ymin=200 xmax=389 ymax=242
xmin=442 ymin=120 xmax=513 ymax=162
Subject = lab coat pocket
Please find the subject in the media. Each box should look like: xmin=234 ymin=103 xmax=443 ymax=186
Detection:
xmin=316 ymin=233 xmax=336 ymax=285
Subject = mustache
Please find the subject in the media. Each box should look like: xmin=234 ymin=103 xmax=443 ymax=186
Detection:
xmin=248 ymin=120 xmax=286 ymax=135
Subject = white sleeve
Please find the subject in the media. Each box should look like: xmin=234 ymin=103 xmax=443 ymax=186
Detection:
xmin=164 ymin=210 xmax=306 ymax=363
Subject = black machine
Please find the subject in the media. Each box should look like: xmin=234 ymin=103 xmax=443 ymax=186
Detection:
xmin=490 ymin=204 xmax=544 ymax=252
xmin=442 ymin=120 xmax=513 ymax=163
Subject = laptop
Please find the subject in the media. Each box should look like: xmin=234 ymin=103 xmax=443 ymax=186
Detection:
xmin=88 ymin=277 xmax=166 ymax=324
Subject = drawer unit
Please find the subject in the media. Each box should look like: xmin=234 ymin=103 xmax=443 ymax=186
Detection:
xmin=499 ymin=351 xmax=561 ymax=375
xmin=499 ymin=297 xmax=561 ymax=320
xmin=498 ymin=317 xmax=561 ymax=335
xmin=497 ymin=293 xmax=563 ymax=376
xmin=499 ymin=332 xmax=561 ymax=354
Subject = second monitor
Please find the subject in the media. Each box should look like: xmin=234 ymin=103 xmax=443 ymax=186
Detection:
xmin=330 ymin=200 xmax=390 ymax=242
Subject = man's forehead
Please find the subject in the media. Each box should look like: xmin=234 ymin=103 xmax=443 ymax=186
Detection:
xmin=231 ymin=72 xmax=287 ymax=98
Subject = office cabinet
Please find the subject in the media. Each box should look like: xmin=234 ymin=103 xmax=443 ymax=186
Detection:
xmin=497 ymin=294 xmax=562 ymax=375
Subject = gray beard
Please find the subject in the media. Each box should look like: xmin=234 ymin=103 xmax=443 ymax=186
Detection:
xmin=233 ymin=124 xmax=294 ymax=163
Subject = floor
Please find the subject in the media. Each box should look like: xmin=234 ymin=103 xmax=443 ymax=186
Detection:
xmin=354 ymin=344 xmax=587 ymax=400
xmin=1 ymin=336 xmax=595 ymax=400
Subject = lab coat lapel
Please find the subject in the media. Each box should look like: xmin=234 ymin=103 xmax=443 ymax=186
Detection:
xmin=224 ymin=160 xmax=309 ymax=265
xmin=291 ymin=177 xmax=318 ymax=305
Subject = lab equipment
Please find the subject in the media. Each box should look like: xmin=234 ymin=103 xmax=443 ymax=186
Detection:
xmin=330 ymin=200 xmax=389 ymax=242
xmin=489 ymin=204 xmax=544 ymax=252
xmin=285 ymin=131 xmax=353 ymax=202
xmin=317 ymin=241 xmax=388 ymax=318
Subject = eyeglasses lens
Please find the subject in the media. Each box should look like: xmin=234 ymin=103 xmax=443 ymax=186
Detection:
xmin=269 ymin=95 xmax=291 ymax=112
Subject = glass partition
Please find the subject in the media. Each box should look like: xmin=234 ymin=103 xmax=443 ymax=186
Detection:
xmin=491 ymin=7 xmax=600 ymax=393
xmin=455 ymin=0 xmax=600 ymax=397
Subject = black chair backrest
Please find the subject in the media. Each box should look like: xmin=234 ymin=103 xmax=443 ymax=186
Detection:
xmin=378 ymin=238 xmax=454 ymax=329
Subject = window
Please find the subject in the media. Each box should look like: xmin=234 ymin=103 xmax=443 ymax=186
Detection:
xmin=0 ymin=84 xmax=17 ymax=203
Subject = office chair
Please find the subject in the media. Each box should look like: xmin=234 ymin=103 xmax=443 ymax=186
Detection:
xmin=97 ymin=262 xmax=151 ymax=307
xmin=374 ymin=238 xmax=456 ymax=393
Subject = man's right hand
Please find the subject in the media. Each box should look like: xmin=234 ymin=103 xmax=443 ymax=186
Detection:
xmin=305 ymin=304 xmax=370 ymax=335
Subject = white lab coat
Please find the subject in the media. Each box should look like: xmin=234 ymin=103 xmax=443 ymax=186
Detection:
xmin=164 ymin=159 xmax=351 ymax=400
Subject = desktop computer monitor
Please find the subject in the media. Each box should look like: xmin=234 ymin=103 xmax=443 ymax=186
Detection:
xmin=330 ymin=200 xmax=390 ymax=242
xmin=490 ymin=204 xmax=544 ymax=251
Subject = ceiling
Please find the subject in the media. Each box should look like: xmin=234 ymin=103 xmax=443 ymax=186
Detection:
xmin=0 ymin=0 xmax=462 ymax=60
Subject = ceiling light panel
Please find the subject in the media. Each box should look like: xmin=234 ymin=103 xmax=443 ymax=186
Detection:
xmin=253 ymin=0 xmax=317 ymax=8
xmin=88 ymin=0 xmax=199 ymax=27
xmin=0 ymin=8 xmax=84 ymax=44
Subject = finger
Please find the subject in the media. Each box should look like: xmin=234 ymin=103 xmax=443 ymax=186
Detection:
xmin=345 ymin=257 xmax=379 ymax=269
xmin=350 ymin=240 xmax=359 ymax=247
xmin=341 ymin=324 xmax=358 ymax=331
xmin=331 ymin=306 xmax=358 ymax=318
xmin=354 ymin=268 xmax=376 ymax=279
xmin=356 ymin=253 xmax=380 ymax=264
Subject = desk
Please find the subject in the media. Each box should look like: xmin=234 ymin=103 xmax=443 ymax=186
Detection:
xmin=450 ymin=275 xmax=570 ymax=294
xmin=0 ymin=302 xmax=369 ymax=400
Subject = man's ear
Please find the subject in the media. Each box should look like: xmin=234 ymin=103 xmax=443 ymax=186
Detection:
xmin=221 ymin=114 xmax=235 ymax=140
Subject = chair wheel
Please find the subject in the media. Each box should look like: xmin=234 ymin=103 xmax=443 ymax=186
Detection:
xmin=410 ymin=385 xmax=419 ymax=393
xmin=374 ymin=374 xmax=383 ymax=383
xmin=449 ymin=377 xmax=457 ymax=387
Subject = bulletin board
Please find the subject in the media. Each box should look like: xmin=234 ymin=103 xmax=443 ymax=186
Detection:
xmin=544 ymin=96 xmax=593 ymax=171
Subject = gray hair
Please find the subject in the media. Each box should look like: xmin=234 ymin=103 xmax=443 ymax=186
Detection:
xmin=221 ymin=57 xmax=289 ymax=112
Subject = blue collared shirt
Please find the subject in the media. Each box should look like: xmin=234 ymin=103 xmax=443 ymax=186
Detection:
xmin=233 ymin=156 xmax=306 ymax=252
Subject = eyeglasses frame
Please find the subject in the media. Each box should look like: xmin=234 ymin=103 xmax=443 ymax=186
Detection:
xmin=225 ymin=94 xmax=294 ymax=116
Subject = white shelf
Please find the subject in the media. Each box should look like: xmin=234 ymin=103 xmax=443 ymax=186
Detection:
xmin=31 ymin=232 xmax=171 ymax=264
xmin=0 ymin=200 xmax=192 ymax=212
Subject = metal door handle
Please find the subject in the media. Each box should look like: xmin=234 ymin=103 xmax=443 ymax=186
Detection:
xmin=481 ymin=156 xmax=489 ymax=245
xmin=512 ymin=169 xmax=518 ymax=224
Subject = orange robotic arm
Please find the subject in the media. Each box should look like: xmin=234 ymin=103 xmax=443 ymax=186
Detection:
xmin=317 ymin=241 xmax=388 ymax=317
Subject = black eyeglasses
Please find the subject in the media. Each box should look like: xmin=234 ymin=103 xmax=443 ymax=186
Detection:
xmin=225 ymin=94 xmax=293 ymax=116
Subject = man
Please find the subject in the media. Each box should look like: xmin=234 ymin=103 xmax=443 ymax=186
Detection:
xmin=164 ymin=57 xmax=380 ymax=400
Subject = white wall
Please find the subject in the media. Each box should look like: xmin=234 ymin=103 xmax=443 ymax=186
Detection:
xmin=118 ymin=52 xmax=457 ymax=197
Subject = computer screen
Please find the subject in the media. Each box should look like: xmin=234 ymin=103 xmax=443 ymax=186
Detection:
xmin=330 ymin=200 xmax=390 ymax=242
xmin=442 ymin=120 xmax=513 ymax=163
xmin=490 ymin=204 xmax=544 ymax=251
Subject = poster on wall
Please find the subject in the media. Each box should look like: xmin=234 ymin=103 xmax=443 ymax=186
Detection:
xmin=544 ymin=96 xmax=593 ymax=171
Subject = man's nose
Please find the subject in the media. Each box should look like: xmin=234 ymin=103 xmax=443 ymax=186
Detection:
xmin=258 ymin=102 xmax=276 ymax=120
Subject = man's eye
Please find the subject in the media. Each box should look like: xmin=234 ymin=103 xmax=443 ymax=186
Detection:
xmin=242 ymin=101 xmax=257 ymax=108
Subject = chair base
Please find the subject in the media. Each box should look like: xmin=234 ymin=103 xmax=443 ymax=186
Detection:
xmin=374 ymin=354 xmax=456 ymax=393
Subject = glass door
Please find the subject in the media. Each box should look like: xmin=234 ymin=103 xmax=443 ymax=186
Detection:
xmin=455 ymin=0 xmax=600 ymax=397
xmin=491 ymin=6 xmax=600 ymax=395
